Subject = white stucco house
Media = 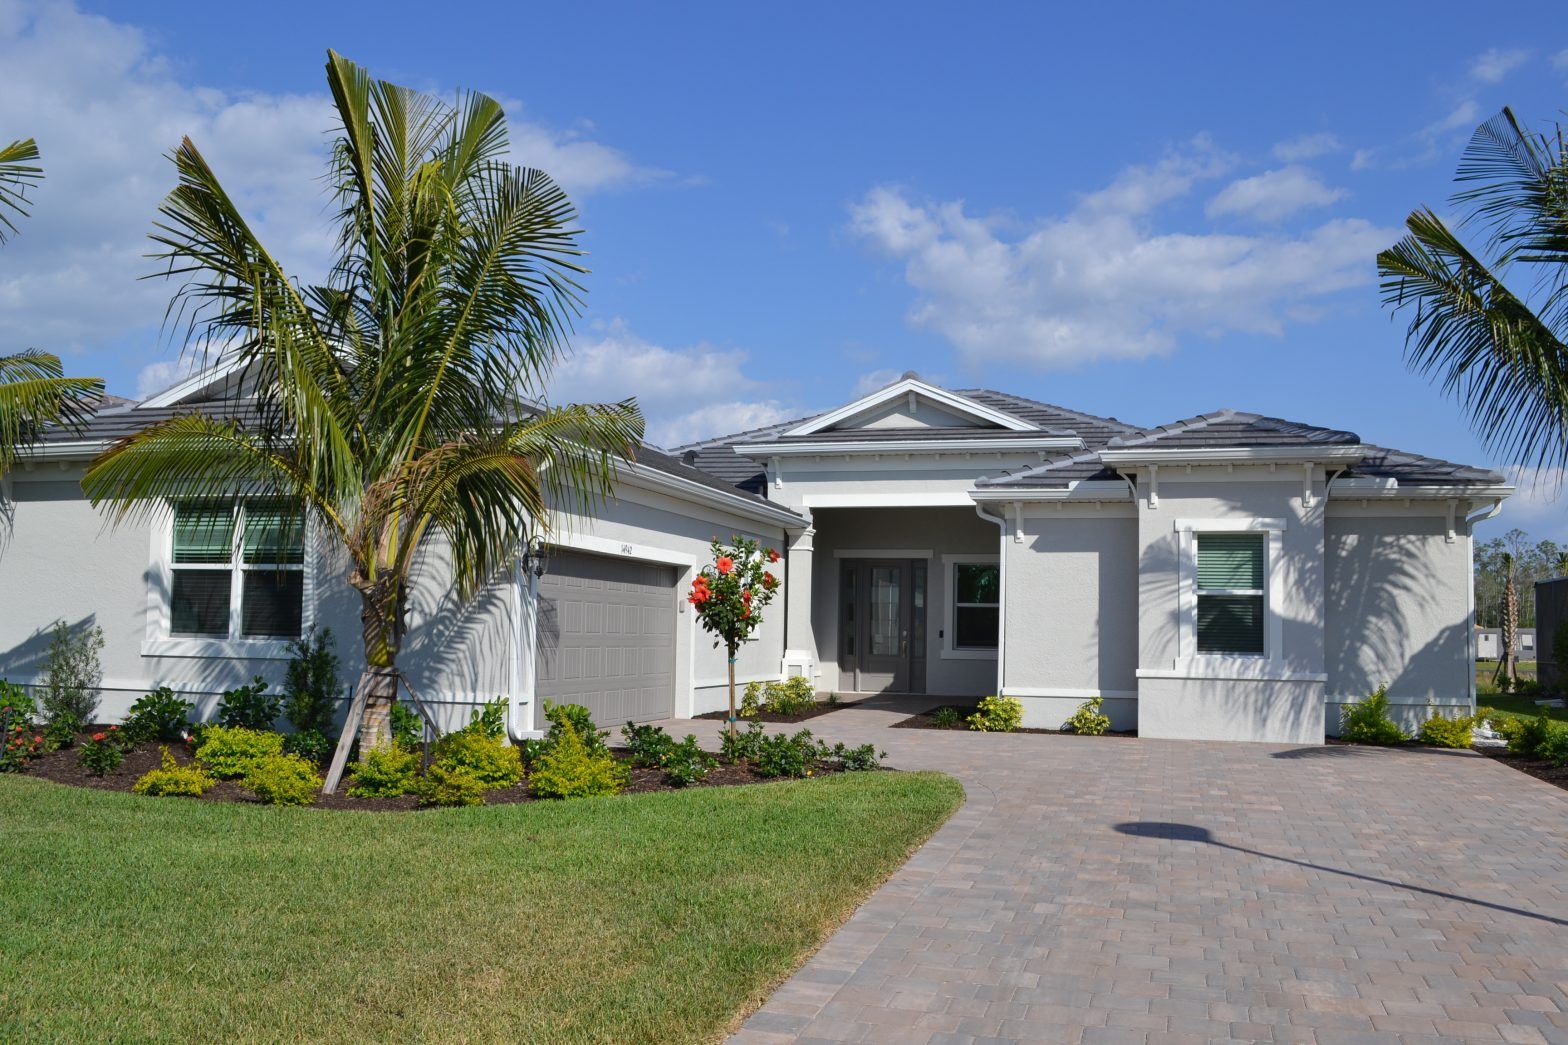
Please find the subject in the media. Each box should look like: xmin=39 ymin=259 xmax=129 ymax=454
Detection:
xmin=0 ymin=370 xmax=1511 ymax=744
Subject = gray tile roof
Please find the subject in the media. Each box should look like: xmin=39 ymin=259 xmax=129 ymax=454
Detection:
xmin=672 ymin=387 xmax=1138 ymax=493
xmin=978 ymin=409 xmax=1507 ymax=490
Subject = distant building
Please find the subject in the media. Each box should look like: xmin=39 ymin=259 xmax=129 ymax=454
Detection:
xmin=1476 ymin=627 xmax=1536 ymax=661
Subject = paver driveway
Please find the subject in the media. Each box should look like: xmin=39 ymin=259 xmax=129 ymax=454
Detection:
xmin=660 ymin=697 xmax=1568 ymax=1044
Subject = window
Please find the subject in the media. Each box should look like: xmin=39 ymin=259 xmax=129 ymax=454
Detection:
xmin=1195 ymin=533 xmax=1264 ymax=655
xmin=952 ymin=563 xmax=999 ymax=650
xmin=170 ymin=500 xmax=304 ymax=640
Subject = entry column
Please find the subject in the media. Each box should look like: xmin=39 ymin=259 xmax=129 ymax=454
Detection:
xmin=783 ymin=522 xmax=816 ymax=682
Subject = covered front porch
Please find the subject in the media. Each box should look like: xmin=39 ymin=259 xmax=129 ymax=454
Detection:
xmin=785 ymin=506 xmax=1002 ymax=699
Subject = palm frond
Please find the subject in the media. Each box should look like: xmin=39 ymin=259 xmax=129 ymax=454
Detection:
xmin=0 ymin=137 xmax=42 ymax=243
xmin=0 ymin=351 xmax=104 ymax=473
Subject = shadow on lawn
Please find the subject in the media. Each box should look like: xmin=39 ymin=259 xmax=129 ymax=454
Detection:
xmin=1113 ymin=821 xmax=1568 ymax=928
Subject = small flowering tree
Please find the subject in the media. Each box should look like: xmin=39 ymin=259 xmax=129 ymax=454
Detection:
xmin=689 ymin=535 xmax=782 ymax=735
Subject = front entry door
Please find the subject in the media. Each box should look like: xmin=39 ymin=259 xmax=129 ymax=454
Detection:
xmin=840 ymin=558 xmax=927 ymax=693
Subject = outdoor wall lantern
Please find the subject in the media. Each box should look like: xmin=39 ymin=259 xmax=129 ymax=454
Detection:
xmin=521 ymin=536 xmax=550 ymax=580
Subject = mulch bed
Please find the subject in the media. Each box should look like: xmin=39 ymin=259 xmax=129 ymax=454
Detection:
xmin=890 ymin=705 xmax=1139 ymax=737
xmin=1474 ymin=746 xmax=1568 ymax=793
xmin=17 ymin=730 xmax=855 ymax=813
xmin=693 ymin=701 xmax=847 ymax=724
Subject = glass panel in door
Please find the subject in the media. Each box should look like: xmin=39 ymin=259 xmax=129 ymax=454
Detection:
xmin=869 ymin=566 xmax=901 ymax=656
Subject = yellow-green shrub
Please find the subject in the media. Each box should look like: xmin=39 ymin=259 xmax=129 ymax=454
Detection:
xmin=530 ymin=721 xmax=627 ymax=799
xmin=416 ymin=763 xmax=486 ymax=807
xmin=132 ymin=747 xmax=215 ymax=797
xmin=431 ymin=730 xmax=522 ymax=790
xmin=242 ymin=752 xmax=321 ymax=806
xmin=346 ymin=744 xmax=420 ymax=797
xmin=1067 ymin=697 xmax=1110 ymax=735
xmin=1419 ymin=705 xmax=1489 ymax=749
xmin=967 ymin=695 xmax=1022 ymax=733
xmin=195 ymin=726 xmax=284 ymax=779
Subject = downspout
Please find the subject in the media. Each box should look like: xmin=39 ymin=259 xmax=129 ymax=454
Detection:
xmin=974 ymin=500 xmax=1009 ymax=698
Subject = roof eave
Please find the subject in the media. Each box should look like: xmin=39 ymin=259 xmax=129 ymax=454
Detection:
xmin=733 ymin=435 xmax=1084 ymax=459
xmin=1098 ymin=445 xmax=1367 ymax=465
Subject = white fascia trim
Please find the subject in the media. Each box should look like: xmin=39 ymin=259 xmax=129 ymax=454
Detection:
xmin=1174 ymin=517 xmax=1287 ymax=532
xmin=617 ymin=460 xmax=807 ymax=529
xmin=1137 ymin=664 xmax=1328 ymax=683
xmin=970 ymin=480 xmax=1132 ymax=502
xmin=548 ymin=531 xmax=698 ymax=568
xmin=137 ymin=358 xmax=248 ymax=409
xmin=14 ymin=439 xmax=113 ymax=462
xmin=801 ymin=492 xmax=976 ymax=508
xmin=1004 ymin=687 xmax=1138 ymax=700
xmin=831 ymin=548 xmax=933 ymax=559
xmin=784 ymin=377 xmax=1038 ymax=436
xmin=1099 ymin=445 xmax=1366 ymax=465
xmin=734 ymin=436 xmax=1081 ymax=458
xmin=1328 ymin=479 xmax=1515 ymax=501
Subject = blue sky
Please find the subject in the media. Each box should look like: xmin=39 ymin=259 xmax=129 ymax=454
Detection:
xmin=5 ymin=0 xmax=1568 ymax=541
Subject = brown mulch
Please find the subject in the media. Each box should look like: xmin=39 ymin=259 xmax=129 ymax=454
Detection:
xmin=17 ymin=731 xmax=851 ymax=812
xmin=693 ymin=701 xmax=847 ymax=724
xmin=889 ymin=705 xmax=1139 ymax=737
xmin=1474 ymin=746 xmax=1568 ymax=793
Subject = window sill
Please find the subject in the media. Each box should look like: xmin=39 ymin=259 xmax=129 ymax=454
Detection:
xmin=141 ymin=637 xmax=296 ymax=660
xmin=939 ymin=647 xmax=999 ymax=661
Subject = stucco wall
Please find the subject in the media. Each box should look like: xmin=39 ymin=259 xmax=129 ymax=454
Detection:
xmin=1323 ymin=509 xmax=1473 ymax=733
xmin=1002 ymin=505 xmax=1138 ymax=729
xmin=1140 ymin=676 xmax=1326 ymax=745
xmin=0 ymin=464 xmax=789 ymax=728
xmin=808 ymin=506 xmax=1000 ymax=696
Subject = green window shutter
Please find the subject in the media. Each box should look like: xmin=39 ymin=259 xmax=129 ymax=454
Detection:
xmin=173 ymin=502 xmax=234 ymax=564
xmin=1196 ymin=533 xmax=1263 ymax=590
xmin=1196 ymin=594 xmax=1264 ymax=654
xmin=242 ymin=501 xmax=304 ymax=565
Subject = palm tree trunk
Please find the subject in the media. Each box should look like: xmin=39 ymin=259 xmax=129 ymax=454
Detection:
xmin=352 ymin=574 xmax=404 ymax=752
xmin=1502 ymin=571 xmax=1519 ymax=688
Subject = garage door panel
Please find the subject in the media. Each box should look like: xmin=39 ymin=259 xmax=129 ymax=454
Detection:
xmin=536 ymin=550 xmax=676 ymax=724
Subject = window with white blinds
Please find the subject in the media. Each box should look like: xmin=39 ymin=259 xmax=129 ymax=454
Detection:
xmin=171 ymin=500 xmax=304 ymax=639
xmin=1194 ymin=532 xmax=1264 ymax=655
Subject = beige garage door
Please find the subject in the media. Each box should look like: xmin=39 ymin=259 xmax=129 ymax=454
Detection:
xmin=535 ymin=550 xmax=677 ymax=725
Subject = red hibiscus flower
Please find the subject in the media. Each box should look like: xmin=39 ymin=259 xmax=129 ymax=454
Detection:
xmin=91 ymin=733 xmax=106 ymax=743
xmin=716 ymin=556 xmax=734 ymax=574
xmin=762 ymin=571 xmax=777 ymax=589
xmin=741 ymin=589 xmax=752 ymax=604
xmin=767 ymin=548 xmax=780 ymax=563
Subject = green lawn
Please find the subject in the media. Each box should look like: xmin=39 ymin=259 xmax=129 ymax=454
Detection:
xmin=0 ymin=771 xmax=962 ymax=1043
xmin=1477 ymin=691 xmax=1568 ymax=724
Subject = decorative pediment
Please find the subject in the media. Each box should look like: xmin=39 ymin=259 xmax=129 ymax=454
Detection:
xmin=786 ymin=375 xmax=1037 ymax=437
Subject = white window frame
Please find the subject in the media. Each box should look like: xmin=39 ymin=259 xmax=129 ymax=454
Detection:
xmin=941 ymin=553 xmax=1000 ymax=660
xmin=142 ymin=499 xmax=314 ymax=660
xmin=1174 ymin=518 xmax=1284 ymax=668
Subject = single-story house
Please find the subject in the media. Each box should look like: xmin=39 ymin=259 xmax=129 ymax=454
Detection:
xmin=1475 ymin=627 xmax=1535 ymax=661
xmin=0 ymin=370 xmax=1510 ymax=744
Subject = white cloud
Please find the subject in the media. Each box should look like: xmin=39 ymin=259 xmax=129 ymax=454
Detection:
xmin=1554 ymin=48 xmax=1568 ymax=72
xmin=1434 ymin=99 xmax=1483 ymax=132
xmin=853 ymin=368 xmax=906 ymax=395
xmin=134 ymin=359 xmax=194 ymax=399
xmin=1495 ymin=464 xmax=1568 ymax=540
xmin=0 ymin=0 xmax=659 ymax=384
xmin=1207 ymin=166 xmax=1347 ymax=222
xmin=849 ymin=147 xmax=1397 ymax=369
xmin=546 ymin=319 xmax=798 ymax=447
xmin=1272 ymin=133 xmax=1341 ymax=162
xmin=1470 ymin=47 xmax=1529 ymax=83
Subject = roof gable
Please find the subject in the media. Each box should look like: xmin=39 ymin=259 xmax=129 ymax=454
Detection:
xmin=786 ymin=373 xmax=1037 ymax=437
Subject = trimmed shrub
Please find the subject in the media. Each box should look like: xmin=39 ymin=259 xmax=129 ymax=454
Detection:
xmin=1 ymin=681 xmax=41 ymax=773
xmin=661 ymin=734 xmax=716 ymax=786
xmin=282 ymin=728 xmax=332 ymax=765
xmin=417 ymin=763 xmax=486 ymax=807
xmin=739 ymin=681 xmax=764 ymax=719
xmin=1496 ymin=709 xmax=1561 ymax=759
xmin=390 ymin=702 xmax=424 ymax=750
xmin=78 ymin=728 xmax=126 ymax=776
xmin=121 ymin=686 xmax=193 ymax=744
xmin=819 ymin=741 xmax=883 ymax=771
xmin=621 ymin=721 xmax=675 ymax=768
xmin=133 ymin=747 xmax=214 ymax=797
xmin=718 ymin=720 xmax=767 ymax=763
xmin=753 ymin=728 xmax=819 ymax=778
xmin=1418 ymin=705 xmax=1489 ymax=749
xmin=530 ymin=721 xmax=627 ymax=799
xmin=1339 ymin=685 xmax=1407 ymax=745
xmin=39 ymin=620 xmax=103 ymax=736
xmin=967 ymin=695 xmax=1023 ymax=733
xmin=346 ymin=745 xmax=420 ymax=798
xmin=1067 ymin=697 xmax=1111 ymax=736
xmin=464 ymin=697 xmax=507 ymax=740
xmin=764 ymin=676 xmax=816 ymax=716
xmin=242 ymin=752 xmax=321 ymax=806
xmin=543 ymin=700 xmax=608 ymax=754
xmin=283 ymin=627 xmax=340 ymax=735
xmin=195 ymin=726 xmax=285 ymax=779
xmin=431 ymin=731 xmax=523 ymax=790
xmin=217 ymin=676 xmax=280 ymax=731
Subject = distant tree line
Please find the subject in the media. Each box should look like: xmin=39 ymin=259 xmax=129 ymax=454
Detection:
xmin=1474 ymin=528 xmax=1566 ymax=630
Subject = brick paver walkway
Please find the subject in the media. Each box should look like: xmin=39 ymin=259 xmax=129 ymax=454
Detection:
xmin=658 ymin=697 xmax=1568 ymax=1044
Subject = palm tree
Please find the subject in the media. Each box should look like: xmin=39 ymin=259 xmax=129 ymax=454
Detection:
xmin=1377 ymin=108 xmax=1568 ymax=475
xmin=81 ymin=52 xmax=645 ymax=774
xmin=1496 ymin=551 xmax=1519 ymax=691
xmin=0 ymin=137 xmax=104 ymax=474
